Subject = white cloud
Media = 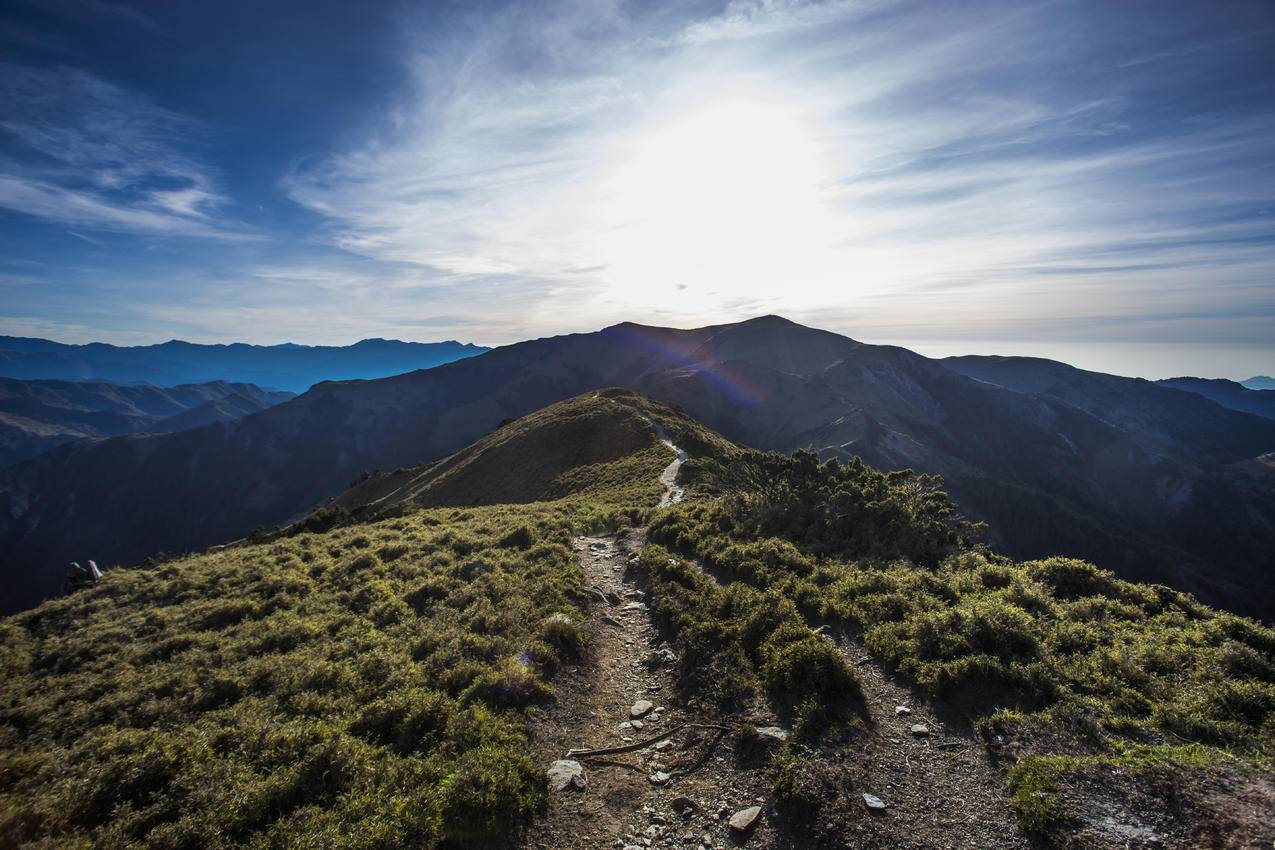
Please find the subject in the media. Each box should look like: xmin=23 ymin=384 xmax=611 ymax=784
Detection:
xmin=275 ymin=0 xmax=1272 ymax=359
xmin=0 ymin=63 xmax=245 ymax=237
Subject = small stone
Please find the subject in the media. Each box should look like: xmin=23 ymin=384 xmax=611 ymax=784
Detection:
xmin=729 ymin=806 xmax=762 ymax=833
xmin=602 ymin=615 xmax=622 ymax=627
xmin=632 ymin=719 xmax=645 ymax=730
xmin=649 ymin=647 xmax=678 ymax=666
xmin=649 ymin=771 xmax=671 ymax=786
xmin=547 ymin=759 xmax=586 ymax=792
xmin=621 ymin=602 xmax=649 ymax=614
xmin=862 ymin=793 xmax=888 ymax=811
xmin=670 ymin=796 xmax=698 ymax=816
xmin=909 ymin=723 xmax=930 ymax=737
xmin=631 ymin=699 xmax=655 ymax=718
xmin=655 ymin=740 xmax=673 ymax=752
xmin=895 ymin=705 xmax=912 ymax=716
xmin=754 ymin=726 xmax=789 ymax=743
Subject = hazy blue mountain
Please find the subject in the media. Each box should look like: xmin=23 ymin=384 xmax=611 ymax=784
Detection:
xmin=1156 ymin=377 xmax=1275 ymax=420
xmin=0 ymin=378 xmax=295 ymax=469
xmin=0 ymin=336 xmax=489 ymax=393
xmin=3 ymin=317 xmax=1273 ymax=619
xmin=1242 ymin=375 xmax=1275 ymax=390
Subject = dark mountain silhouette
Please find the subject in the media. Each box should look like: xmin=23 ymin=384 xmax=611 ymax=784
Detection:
xmin=1156 ymin=376 xmax=1275 ymax=420
xmin=0 ymin=335 xmax=488 ymax=393
xmin=2 ymin=316 xmax=1273 ymax=618
xmin=0 ymin=378 xmax=294 ymax=469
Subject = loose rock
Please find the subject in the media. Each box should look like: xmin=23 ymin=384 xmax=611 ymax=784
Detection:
xmin=909 ymin=723 xmax=931 ymax=737
xmin=649 ymin=771 xmax=671 ymax=786
xmin=895 ymin=705 xmax=912 ymax=716
xmin=547 ymin=759 xmax=586 ymax=792
xmin=863 ymin=792 xmax=888 ymax=811
xmin=631 ymin=699 xmax=654 ymax=718
xmin=728 ymin=805 xmax=762 ymax=833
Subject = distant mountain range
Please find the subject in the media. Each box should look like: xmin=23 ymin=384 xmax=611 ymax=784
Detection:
xmin=0 ymin=335 xmax=489 ymax=393
xmin=0 ymin=378 xmax=294 ymax=469
xmin=2 ymin=316 xmax=1273 ymax=618
xmin=1155 ymin=377 xmax=1275 ymax=420
xmin=1242 ymin=375 xmax=1275 ymax=391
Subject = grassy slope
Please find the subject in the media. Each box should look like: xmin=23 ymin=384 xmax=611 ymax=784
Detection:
xmin=0 ymin=390 xmax=731 ymax=849
xmin=333 ymin=388 xmax=738 ymax=516
xmin=648 ymin=450 xmax=1275 ymax=838
xmin=2 ymin=392 xmax=1271 ymax=847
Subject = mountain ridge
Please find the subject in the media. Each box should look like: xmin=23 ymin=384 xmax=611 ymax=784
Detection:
xmin=0 ymin=334 xmax=488 ymax=393
xmin=2 ymin=316 xmax=1273 ymax=618
xmin=2 ymin=389 xmax=1270 ymax=850
xmin=0 ymin=377 xmax=295 ymax=469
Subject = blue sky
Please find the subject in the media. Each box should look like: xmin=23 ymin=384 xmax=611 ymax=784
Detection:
xmin=1 ymin=0 xmax=1272 ymax=378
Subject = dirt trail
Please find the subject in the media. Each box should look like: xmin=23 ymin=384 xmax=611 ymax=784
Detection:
xmin=524 ymin=433 xmax=1029 ymax=849
xmin=653 ymin=423 xmax=687 ymax=508
xmin=521 ymin=532 xmax=780 ymax=850
xmin=815 ymin=633 xmax=1032 ymax=849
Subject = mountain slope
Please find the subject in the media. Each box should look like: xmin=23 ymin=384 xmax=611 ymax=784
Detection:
xmin=1 ymin=394 xmax=1269 ymax=850
xmin=332 ymin=388 xmax=736 ymax=517
xmin=3 ymin=316 xmax=1274 ymax=619
xmin=0 ymin=335 xmax=488 ymax=392
xmin=0 ymin=378 xmax=295 ymax=469
xmin=1243 ymin=375 xmax=1275 ymax=390
xmin=1156 ymin=376 xmax=1275 ymax=420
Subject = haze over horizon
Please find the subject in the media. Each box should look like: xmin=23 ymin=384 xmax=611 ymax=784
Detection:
xmin=2 ymin=0 xmax=1273 ymax=379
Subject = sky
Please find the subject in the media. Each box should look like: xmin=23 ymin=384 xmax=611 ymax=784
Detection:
xmin=1 ymin=0 xmax=1273 ymax=379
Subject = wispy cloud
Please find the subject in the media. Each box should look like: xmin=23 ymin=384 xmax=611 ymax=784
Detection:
xmin=0 ymin=63 xmax=245 ymax=238
xmin=282 ymin=0 xmax=1275 ymax=362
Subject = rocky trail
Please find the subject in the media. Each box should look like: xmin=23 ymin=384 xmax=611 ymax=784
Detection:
xmin=521 ymin=531 xmax=785 ymax=850
xmin=522 ymin=432 xmax=1033 ymax=849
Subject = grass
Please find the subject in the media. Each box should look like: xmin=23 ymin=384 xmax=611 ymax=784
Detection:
xmin=0 ymin=389 xmax=737 ymax=849
xmin=649 ymin=449 xmax=1275 ymax=835
xmin=634 ymin=544 xmax=864 ymax=732
xmin=0 ymin=503 xmax=632 ymax=848
xmin=3 ymin=399 xmax=1272 ymax=845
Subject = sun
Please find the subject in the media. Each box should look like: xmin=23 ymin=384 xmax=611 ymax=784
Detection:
xmin=594 ymin=98 xmax=844 ymax=311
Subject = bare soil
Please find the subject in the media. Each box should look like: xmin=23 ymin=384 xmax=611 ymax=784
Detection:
xmin=521 ymin=531 xmax=783 ymax=850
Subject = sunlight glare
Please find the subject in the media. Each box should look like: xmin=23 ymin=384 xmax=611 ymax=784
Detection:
xmin=596 ymin=98 xmax=844 ymax=310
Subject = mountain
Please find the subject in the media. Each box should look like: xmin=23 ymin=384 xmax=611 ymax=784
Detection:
xmin=2 ymin=391 xmax=1270 ymax=850
xmin=0 ymin=335 xmax=489 ymax=393
xmin=0 ymin=378 xmax=295 ymax=469
xmin=1156 ymin=376 xmax=1275 ymax=420
xmin=331 ymin=388 xmax=737 ymax=517
xmin=3 ymin=316 xmax=1274 ymax=619
xmin=1242 ymin=375 xmax=1275 ymax=390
